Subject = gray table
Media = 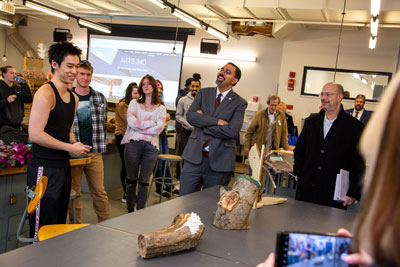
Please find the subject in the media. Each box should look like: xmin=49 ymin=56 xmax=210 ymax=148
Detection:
xmin=99 ymin=186 xmax=357 ymax=266
xmin=0 ymin=186 xmax=357 ymax=267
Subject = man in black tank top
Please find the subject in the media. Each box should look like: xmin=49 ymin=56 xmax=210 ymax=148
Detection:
xmin=27 ymin=42 xmax=91 ymax=238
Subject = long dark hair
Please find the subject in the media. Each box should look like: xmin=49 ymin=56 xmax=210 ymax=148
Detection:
xmin=354 ymin=77 xmax=400 ymax=266
xmin=124 ymin=82 xmax=137 ymax=104
xmin=137 ymin=75 xmax=161 ymax=105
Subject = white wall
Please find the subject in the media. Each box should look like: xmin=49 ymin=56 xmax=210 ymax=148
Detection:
xmin=277 ymin=27 xmax=400 ymax=128
xmin=181 ymin=32 xmax=284 ymax=105
xmin=1 ymin=26 xmax=25 ymax=72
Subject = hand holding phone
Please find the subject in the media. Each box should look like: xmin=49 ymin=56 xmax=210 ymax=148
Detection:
xmin=275 ymin=231 xmax=352 ymax=267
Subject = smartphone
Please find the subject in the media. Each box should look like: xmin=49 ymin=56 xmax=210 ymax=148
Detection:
xmin=275 ymin=231 xmax=352 ymax=267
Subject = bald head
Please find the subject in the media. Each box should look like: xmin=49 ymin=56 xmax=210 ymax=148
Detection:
xmin=320 ymin=82 xmax=344 ymax=114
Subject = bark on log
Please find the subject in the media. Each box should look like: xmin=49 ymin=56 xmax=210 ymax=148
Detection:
xmin=137 ymin=213 xmax=205 ymax=258
xmin=213 ymin=175 xmax=261 ymax=230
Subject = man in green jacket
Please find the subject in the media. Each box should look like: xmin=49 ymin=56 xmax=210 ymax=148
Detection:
xmin=244 ymin=94 xmax=289 ymax=157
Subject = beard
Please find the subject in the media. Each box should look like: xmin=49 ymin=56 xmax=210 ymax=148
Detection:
xmin=355 ymin=105 xmax=363 ymax=111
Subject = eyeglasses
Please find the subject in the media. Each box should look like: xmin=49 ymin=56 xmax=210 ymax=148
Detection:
xmin=319 ymin=92 xmax=337 ymax=97
xmin=218 ymin=68 xmax=233 ymax=75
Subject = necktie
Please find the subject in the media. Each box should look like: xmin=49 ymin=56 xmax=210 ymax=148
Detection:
xmin=215 ymin=93 xmax=223 ymax=111
xmin=203 ymin=94 xmax=223 ymax=151
xmin=355 ymin=111 xmax=359 ymax=119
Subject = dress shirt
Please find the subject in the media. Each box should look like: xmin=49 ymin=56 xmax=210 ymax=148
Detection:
xmin=323 ymin=113 xmax=337 ymax=139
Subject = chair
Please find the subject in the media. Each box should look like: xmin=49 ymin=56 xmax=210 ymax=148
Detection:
xmin=16 ymin=176 xmax=88 ymax=245
xmin=149 ymin=154 xmax=182 ymax=203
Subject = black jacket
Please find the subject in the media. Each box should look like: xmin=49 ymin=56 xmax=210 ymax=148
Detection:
xmin=294 ymin=108 xmax=365 ymax=209
xmin=0 ymin=80 xmax=33 ymax=129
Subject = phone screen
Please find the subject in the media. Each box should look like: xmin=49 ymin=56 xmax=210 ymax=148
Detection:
xmin=276 ymin=232 xmax=352 ymax=267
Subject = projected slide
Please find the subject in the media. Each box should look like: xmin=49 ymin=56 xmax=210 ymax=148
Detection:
xmin=88 ymin=35 xmax=184 ymax=109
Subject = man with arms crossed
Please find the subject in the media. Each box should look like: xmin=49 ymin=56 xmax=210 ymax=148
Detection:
xmin=27 ymin=42 xmax=90 ymax=238
xmin=68 ymin=60 xmax=110 ymax=223
xmin=180 ymin=62 xmax=247 ymax=196
xmin=294 ymin=82 xmax=364 ymax=209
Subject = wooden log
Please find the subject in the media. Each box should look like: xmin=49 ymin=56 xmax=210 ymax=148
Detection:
xmin=213 ymin=175 xmax=261 ymax=230
xmin=137 ymin=212 xmax=205 ymax=259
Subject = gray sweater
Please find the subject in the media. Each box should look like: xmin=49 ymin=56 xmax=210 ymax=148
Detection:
xmin=176 ymin=93 xmax=195 ymax=131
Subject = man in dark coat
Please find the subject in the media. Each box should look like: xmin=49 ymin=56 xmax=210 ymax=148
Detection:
xmin=294 ymin=82 xmax=364 ymax=209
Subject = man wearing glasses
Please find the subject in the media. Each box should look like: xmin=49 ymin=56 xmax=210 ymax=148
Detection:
xmin=68 ymin=60 xmax=110 ymax=223
xmin=179 ymin=62 xmax=247 ymax=196
xmin=293 ymin=82 xmax=364 ymax=209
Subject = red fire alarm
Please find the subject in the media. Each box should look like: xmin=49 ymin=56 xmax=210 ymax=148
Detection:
xmin=289 ymin=72 xmax=296 ymax=78
xmin=288 ymin=79 xmax=295 ymax=90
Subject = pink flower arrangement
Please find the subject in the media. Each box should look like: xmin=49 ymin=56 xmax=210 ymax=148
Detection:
xmin=0 ymin=143 xmax=32 ymax=170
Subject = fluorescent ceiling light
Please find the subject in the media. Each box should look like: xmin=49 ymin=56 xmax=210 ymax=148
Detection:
xmin=185 ymin=52 xmax=256 ymax=62
xmin=370 ymin=17 xmax=379 ymax=37
xmin=0 ymin=18 xmax=13 ymax=26
xmin=369 ymin=36 xmax=377 ymax=49
xmin=206 ymin=27 xmax=228 ymax=41
xmin=370 ymin=0 xmax=381 ymax=17
xmin=173 ymin=8 xmax=201 ymax=29
xmin=78 ymin=19 xmax=111 ymax=34
xmin=24 ymin=0 xmax=69 ymax=20
xmin=148 ymin=0 xmax=166 ymax=9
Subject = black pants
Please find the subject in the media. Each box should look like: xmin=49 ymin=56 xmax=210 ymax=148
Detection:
xmin=27 ymin=164 xmax=71 ymax=238
xmin=176 ymin=129 xmax=191 ymax=179
xmin=115 ymin=134 xmax=127 ymax=195
xmin=124 ymin=140 xmax=158 ymax=211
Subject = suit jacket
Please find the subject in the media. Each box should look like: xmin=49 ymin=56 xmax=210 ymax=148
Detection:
xmin=345 ymin=108 xmax=372 ymax=125
xmin=183 ymin=87 xmax=247 ymax=172
xmin=293 ymin=108 xmax=365 ymax=209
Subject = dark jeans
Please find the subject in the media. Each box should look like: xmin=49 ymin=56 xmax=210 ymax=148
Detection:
xmin=124 ymin=140 xmax=158 ymax=211
xmin=176 ymin=128 xmax=191 ymax=179
xmin=115 ymin=134 xmax=126 ymax=195
xmin=155 ymin=132 xmax=172 ymax=192
xmin=179 ymin=157 xmax=232 ymax=196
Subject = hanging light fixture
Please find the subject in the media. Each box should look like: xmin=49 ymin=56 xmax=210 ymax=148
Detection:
xmin=369 ymin=0 xmax=381 ymax=50
xmin=172 ymin=7 xmax=201 ymax=29
xmin=2 ymin=32 xmax=7 ymax=62
xmin=0 ymin=18 xmax=13 ymax=26
xmin=78 ymin=18 xmax=111 ymax=34
xmin=369 ymin=36 xmax=377 ymax=49
xmin=148 ymin=0 xmax=166 ymax=9
xmin=24 ymin=0 xmax=69 ymax=20
xmin=206 ymin=26 xmax=228 ymax=41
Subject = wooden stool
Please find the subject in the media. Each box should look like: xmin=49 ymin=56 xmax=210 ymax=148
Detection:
xmin=149 ymin=154 xmax=182 ymax=203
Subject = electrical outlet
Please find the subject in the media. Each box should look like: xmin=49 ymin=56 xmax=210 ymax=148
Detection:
xmin=9 ymin=193 xmax=16 ymax=205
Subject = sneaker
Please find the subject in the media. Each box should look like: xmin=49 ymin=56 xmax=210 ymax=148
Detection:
xmin=121 ymin=196 xmax=126 ymax=203
xmin=172 ymin=189 xmax=179 ymax=196
xmin=154 ymin=190 xmax=171 ymax=199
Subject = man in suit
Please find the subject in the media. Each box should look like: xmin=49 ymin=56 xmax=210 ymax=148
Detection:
xmin=179 ymin=62 xmax=247 ymax=196
xmin=294 ymin=82 xmax=364 ymax=209
xmin=345 ymin=94 xmax=372 ymax=125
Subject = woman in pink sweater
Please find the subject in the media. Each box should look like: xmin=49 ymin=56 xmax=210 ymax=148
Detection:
xmin=122 ymin=75 xmax=166 ymax=212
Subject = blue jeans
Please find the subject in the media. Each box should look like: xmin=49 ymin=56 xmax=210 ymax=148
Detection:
xmin=155 ymin=132 xmax=172 ymax=192
xmin=124 ymin=140 xmax=158 ymax=211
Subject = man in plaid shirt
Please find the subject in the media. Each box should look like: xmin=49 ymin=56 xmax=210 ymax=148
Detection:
xmin=68 ymin=60 xmax=110 ymax=223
